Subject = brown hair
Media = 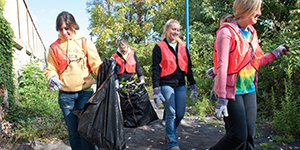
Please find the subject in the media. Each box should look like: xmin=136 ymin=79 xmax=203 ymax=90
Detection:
xmin=220 ymin=14 xmax=234 ymax=25
xmin=56 ymin=11 xmax=79 ymax=31
xmin=118 ymin=38 xmax=129 ymax=49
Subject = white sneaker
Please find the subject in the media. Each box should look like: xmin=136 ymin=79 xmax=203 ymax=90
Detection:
xmin=162 ymin=120 xmax=165 ymax=126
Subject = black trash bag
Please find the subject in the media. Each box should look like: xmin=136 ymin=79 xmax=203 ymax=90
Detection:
xmin=71 ymin=58 xmax=126 ymax=150
xmin=119 ymin=83 xmax=158 ymax=128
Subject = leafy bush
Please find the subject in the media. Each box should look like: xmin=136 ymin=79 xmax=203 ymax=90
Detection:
xmin=270 ymin=67 xmax=300 ymax=138
xmin=188 ymin=21 xmax=216 ymax=97
xmin=130 ymin=41 xmax=155 ymax=87
xmin=6 ymin=60 xmax=67 ymax=142
xmin=256 ymin=16 xmax=300 ymax=138
xmin=191 ymin=96 xmax=214 ymax=121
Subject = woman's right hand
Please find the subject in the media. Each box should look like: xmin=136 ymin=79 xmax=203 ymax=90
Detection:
xmin=49 ymin=76 xmax=64 ymax=91
xmin=153 ymin=87 xmax=165 ymax=106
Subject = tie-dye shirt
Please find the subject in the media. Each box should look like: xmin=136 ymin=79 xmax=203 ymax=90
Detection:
xmin=235 ymin=27 xmax=256 ymax=95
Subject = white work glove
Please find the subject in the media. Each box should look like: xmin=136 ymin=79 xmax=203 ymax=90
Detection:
xmin=115 ymin=79 xmax=120 ymax=90
xmin=153 ymin=87 xmax=165 ymax=107
xmin=205 ymin=67 xmax=215 ymax=79
xmin=49 ymin=76 xmax=64 ymax=91
xmin=138 ymin=76 xmax=145 ymax=85
xmin=215 ymin=97 xmax=229 ymax=120
xmin=189 ymin=84 xmax=198 ymax=103
xmin=271 ymin=44 xmax=290 ymax=59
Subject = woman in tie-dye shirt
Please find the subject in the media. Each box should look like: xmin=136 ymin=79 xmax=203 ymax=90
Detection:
xmin=207 ymin=0 xmax=290 ymax=149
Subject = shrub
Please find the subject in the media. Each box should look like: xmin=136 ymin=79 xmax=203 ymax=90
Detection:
xmin=6 ymin=60 xmax=67 ymax=143
xmin=271 ymin=67 xmax=300 ymax=138
xmin=256 ymin=18 xmax=300 ymax=138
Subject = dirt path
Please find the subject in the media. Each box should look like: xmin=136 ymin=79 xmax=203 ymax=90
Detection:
xmin=31 ymin=107 xmax=225 ymax=150
xmin=14 ymin=102 xmax=300 ymax=150
xmin=121 ymin=108 xmax=225 ymax=150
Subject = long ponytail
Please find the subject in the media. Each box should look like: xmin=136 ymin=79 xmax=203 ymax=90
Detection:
xmin=220 ymin=14 xmax=234 ymax=25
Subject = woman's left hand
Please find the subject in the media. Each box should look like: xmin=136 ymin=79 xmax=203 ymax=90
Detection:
xmin=272 ymin=44 xmax=290 ymax=59
xmin=189 ymin=84 xmax=198 ymax=103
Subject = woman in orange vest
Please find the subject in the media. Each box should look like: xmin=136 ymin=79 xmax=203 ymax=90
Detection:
xmin=152 ymin=19 xmax=198 ymax=150
xmin=44 ymin=11 xmax=102 ymax=150
xmin=112 ymin=38 xmax=145 ymax=88
xmin=207 ymin=0 xmax=290 ymax=149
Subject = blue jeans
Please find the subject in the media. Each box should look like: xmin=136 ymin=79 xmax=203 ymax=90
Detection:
xmin=210 ymin=92 xmax=257 ymax=150
xmin=161 ymin=85 xmax=186 ymax=150
xmin=58 ymin=90 xmax=96 ymax=150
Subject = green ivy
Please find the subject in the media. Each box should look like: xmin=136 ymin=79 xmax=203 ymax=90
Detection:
xmin=0 ymin=0 xmax=15 ymax=116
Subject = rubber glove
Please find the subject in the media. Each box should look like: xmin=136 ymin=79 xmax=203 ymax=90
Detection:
xmin=49 ymin=76 xmax=64 ymax=91
xmin=205 ymin=67 xmax=215 ymax=79
xmin=189 ymin=84 xmax=198 ymax=103
xmin=215 ymin=97 xmax=229 ymax=120
xmin=138 ymin=76 xmax=145 ymax=85
xmin=271 ymin=44 xmax=290 ymax=59
xmin=153 ymin=87 xmax=165 ymax=107
xmin=115 ymin=79 xmax=120 ymax=90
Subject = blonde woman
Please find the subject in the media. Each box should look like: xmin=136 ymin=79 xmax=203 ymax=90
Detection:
xmin=151 ymin=19 xmax=198 ymax=150
xmin=208 ymin=0 xmax=290 ymax=149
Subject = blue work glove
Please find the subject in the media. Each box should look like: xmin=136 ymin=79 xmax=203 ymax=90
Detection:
xmin=271 ymin=44 xmax=290 ymax=59
xmin=49 ymin=76 xmax=64 ymax=91
xmin=215 ymin=97 xmax=229 ymax=120
xmin=153 ymin=87 xmax=165 ymax=107
xmin=206 ymin=67 xmax=215 ymax=79
xmin=189 ymin=84 xmax=198 ymax=103
xmin=138 ymin=76 xmax=145 ymax=85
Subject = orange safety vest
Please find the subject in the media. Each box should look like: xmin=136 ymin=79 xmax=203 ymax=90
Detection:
xmin=156 ymin=41 xmax=188 ymax=77
xmin=50 ymin=37 xmax=91 ymax=75
xmin=213 ymin=23 xmax=264 ymax=75
xmin=112 ymin=50 xmax=136 ymax=74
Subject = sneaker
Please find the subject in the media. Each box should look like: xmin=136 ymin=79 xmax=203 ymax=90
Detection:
xmin=162 ymin=120 xmax=165 ymax=126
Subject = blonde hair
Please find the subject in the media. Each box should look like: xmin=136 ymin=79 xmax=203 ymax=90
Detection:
xmin=219 ymin=0 xmax=262 ymax=24
xmin=118 ymin=38 xmax=129 ymax=49
xmin=161 ymin=19 xmax=183 ymax=43
xmin=233 ymin=0 xmax=262 ymax=20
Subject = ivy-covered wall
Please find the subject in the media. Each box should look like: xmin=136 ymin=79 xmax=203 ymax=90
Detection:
xmin=0 ymin=0 xmax=15 ymax=117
